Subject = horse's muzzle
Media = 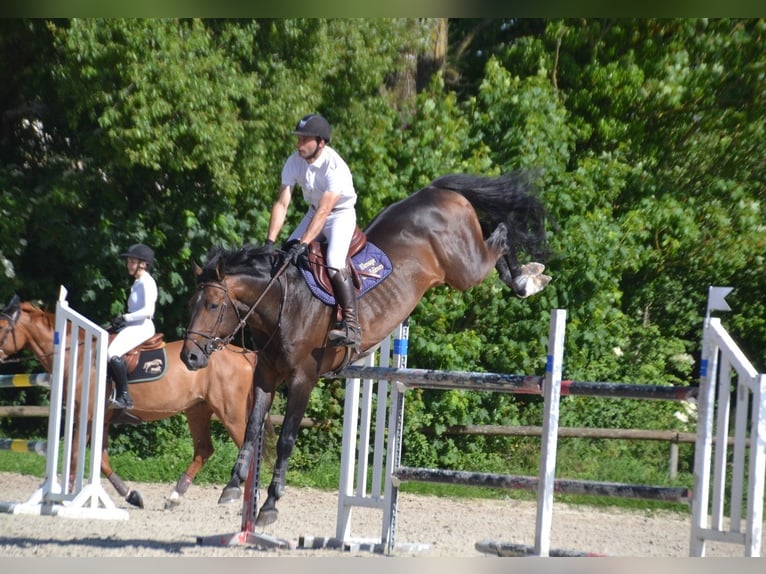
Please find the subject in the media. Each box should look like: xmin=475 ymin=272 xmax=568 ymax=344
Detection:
xmin=180 ymin=346 xmax=208 ymax=371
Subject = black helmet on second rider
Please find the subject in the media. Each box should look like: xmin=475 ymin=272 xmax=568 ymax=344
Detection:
xmin=120 ymin=243 xmax=154 ymax=270
xmin=292 ymin=114 xmax=331 ymax=144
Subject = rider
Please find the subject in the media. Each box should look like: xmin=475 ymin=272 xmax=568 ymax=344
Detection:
xmin=265 ymin=113 xmax=361 ymax=349
xmin=106 ymin=243 xmax=158 ymax=409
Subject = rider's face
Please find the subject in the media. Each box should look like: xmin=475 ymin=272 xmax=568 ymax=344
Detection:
xmin=125 ymin=257 xmax=143 ymax=276
xmin=296 ymin=135 xmax=322 ymax=161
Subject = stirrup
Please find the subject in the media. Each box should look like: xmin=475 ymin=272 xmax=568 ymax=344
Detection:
xmin=108 ymin=394 xmax=134 ymax=410
xmin=328 ymin=322 xmax=361 ymax=347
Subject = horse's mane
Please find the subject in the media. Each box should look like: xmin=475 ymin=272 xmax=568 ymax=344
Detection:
xmin=199 ymin=244 xmax=276 ymax=283
xmin=20 ymin=301 xmax=55 ymax=328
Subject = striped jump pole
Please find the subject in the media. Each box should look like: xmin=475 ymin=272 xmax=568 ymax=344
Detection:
xmin=0 ymin=373 xmax=51 ymax=388
xmin=0 ymin=438 xmax=47 ymax=455
xmin=475 ymin=540 xmax=607 ymax=557
xmin=339 ymin=366 xmax=697 ymax=402
xmin=392 ymin=467 xmax=691 ymax=503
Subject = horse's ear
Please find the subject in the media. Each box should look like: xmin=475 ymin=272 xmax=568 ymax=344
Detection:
xmin=215 ymin=261 xmax=224 ymax=282
xmin=191 ymin=261 xmax=202 ymax=278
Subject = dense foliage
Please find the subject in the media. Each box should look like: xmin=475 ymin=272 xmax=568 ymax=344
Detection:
xmin=1 ymin=19 xmax=764 ymax=484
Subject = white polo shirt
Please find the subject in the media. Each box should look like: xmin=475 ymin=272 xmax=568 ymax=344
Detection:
xmin=281 ymin=145 xmax=357 ymax=211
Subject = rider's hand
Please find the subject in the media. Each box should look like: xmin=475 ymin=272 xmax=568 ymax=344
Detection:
xmin=285 ymin=242 xmax=308 ymax=265
xmin=264 ymin=239 xmax=276 ymax=253
xmin=107 ymin=315 xmax=126 ymax=333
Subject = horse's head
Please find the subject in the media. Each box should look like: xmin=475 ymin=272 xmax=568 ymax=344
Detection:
xmin=181 ymin=260 xmax=241 ymax=371
xmin=0 ymin=294 xmax=22 ymax=362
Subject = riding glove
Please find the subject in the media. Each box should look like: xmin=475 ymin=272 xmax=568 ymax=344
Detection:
xmin=285 ymin=242 xmax=308 ymax=265
xmin=107 ymin=315 xmax=126 ymax=333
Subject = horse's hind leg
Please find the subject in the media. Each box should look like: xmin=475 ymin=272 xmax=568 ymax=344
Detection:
xmin=101 ymin=418 xmax=144 ymax=508
xmin=165 ymin=404 xmax=215 ymax=510
xmin=254 ymin=386 xmax=311 ymax=527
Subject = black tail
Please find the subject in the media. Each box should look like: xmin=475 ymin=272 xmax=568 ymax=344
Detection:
xmin=429 ymin=171 xmax=549 ymax=263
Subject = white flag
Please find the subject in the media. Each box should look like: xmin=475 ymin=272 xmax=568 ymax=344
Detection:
xmin=707 ymin=286 xmax=733 ymax=314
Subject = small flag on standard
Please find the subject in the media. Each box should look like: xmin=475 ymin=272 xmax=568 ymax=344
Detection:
xmin=707 ymin=286 xmax=733 ymax=316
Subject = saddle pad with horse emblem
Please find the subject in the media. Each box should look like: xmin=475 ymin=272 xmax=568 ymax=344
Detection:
xmin=300 ymin=240 xmax=393 ymax=306
xmin=127 ymin=348 xmax=169 ymax=384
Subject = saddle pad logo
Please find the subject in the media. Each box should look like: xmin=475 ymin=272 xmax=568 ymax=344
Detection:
xmin=128 ymin=348 xmax=168 ymax=383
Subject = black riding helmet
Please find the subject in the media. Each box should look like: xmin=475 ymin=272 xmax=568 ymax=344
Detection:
xmin=292 ymin=114 xmax=331 ymax=144
xmin=120 ymin=243 xmax=154 ymax=270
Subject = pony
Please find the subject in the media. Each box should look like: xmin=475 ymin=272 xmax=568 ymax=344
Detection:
xmin=181 ymin=171 xmax=550 ymax=526
xmin=0 ymin=296 xmax=257 ymax=509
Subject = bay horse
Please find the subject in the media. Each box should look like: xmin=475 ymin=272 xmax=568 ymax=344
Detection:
xmin=0 ymin=296 xmax=257 ymax=509
xmin=181 ymin=171 xmax=550 ymax=527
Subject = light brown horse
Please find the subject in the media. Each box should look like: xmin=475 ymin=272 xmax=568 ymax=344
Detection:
xmin=0 ymin=297 xmax=257 ymax=509
xmin=181 ymin=171 xmax=551 ymax=527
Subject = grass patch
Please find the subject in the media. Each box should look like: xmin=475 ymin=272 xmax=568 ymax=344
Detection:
xmin=0 ymin=450 xmax=46 ymax=476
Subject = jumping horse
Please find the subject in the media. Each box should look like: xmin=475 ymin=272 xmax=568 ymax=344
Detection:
xmin=181 ymin=171 xmax=551 ymax=527
xmin=0 ymin=296 xmax=257 ymax=509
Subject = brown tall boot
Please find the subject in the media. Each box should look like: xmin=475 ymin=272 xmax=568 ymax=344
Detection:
xmin=327 ymin=267 xmax=361 ymax=349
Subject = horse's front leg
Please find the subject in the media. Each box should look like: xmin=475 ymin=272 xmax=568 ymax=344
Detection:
xmin=218 ymin=386 xmax=272 ymax=505
xmin=255 ymin=385 xmax=311 ymax=527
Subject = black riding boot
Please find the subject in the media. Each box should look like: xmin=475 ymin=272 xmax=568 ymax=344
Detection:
xmin=107 ymin=356 xmax=133 ymax=409
xmin=327 ymin=268 xmax=362 ymax=349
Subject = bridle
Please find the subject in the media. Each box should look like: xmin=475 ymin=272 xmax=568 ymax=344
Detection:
xmin=183 ymin=259 xmax=290 ymax=358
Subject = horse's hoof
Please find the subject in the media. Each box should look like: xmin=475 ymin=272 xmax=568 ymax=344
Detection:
xmin=126 ymin=490 xmax=144 ymax=508
xmin=513 ymin=263 xmax=552 ymax=298
xmin=163 ymin=497 xmax=180 ymax=511
xmin=218 ymin=486 xmax=242 ymax=504
xmin=254 ymin=508 xmax=278 ymax=527
xmin=520 ymin=261 xmax=546 ymax=276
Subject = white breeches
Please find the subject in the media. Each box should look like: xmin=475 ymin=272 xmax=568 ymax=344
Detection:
xmin=107 ymin=320 xmax=155 ymax=359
